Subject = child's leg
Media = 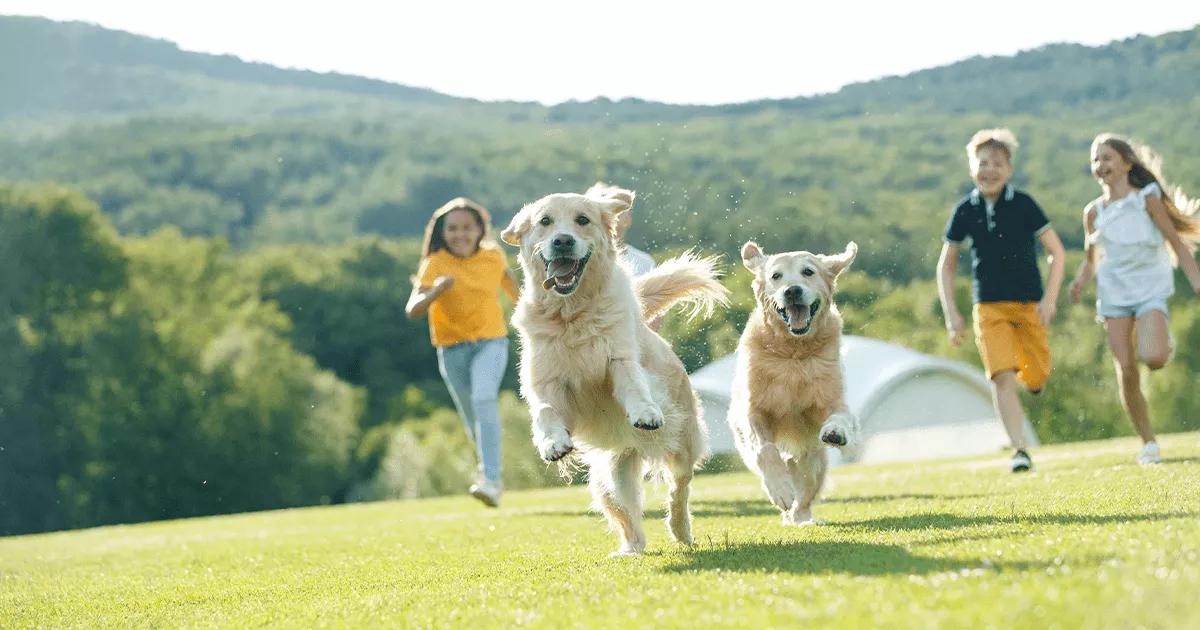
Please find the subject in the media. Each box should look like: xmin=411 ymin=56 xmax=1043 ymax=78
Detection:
xmin=468 ymin=338 xmax=509 ymax=483
xmin=1134 ymin=309 xmax=1171 ymax=371
xmin=1013 ymin=305 xmax=1051 ymax=392
xmin=437 ymin=344 xmax=478 ymax=444
xmin=990 ymin=370 xmax=1027 ymax=450
xmin=1105 ymin=317 xmax=1157 ymax=444
xmin=974 ymin=304 xmax=1028 ymax=449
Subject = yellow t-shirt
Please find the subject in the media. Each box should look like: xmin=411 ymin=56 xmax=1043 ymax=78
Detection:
xmin=417 ymin=244 xmax=519 ymax=348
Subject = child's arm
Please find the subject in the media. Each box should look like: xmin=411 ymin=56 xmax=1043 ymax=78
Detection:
xmin=501 ymin=267 xmax=520 ymax=302
xmin=1037 ymin=227 xmax=1067 ymax=325
xmin=1145 ymin=194 xmax=1200 ymax=295
xmin=405 ymin=276 xmax=454 ymax=319
xmin=1069 ymin=204 xmax=1098 ymax=304
xmin=936 ymin=242 xmax=966 ymax=346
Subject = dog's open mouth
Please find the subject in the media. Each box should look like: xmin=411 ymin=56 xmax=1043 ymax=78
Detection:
xmin=540 ymin=252 xmax=591 ymax=295
xmin=776 ymin=299 xmax=821 ymax=336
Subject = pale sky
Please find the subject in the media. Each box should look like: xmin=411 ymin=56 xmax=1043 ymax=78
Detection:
xmin=3 ymin=0 xmax=1199 ymax=105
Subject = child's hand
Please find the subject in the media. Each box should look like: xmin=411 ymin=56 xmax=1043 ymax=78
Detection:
xmin=1037 ymin=299 xmax=1057 ymax=326
xmin=432 ymin=275 xmax=455 ymax=294
xmin=946 ymin=312 xmax=966 ymax=347
xmin=1068 ymin=277 xmax=1085 ymax=304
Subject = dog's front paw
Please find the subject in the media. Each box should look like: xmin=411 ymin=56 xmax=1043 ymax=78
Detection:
xmin=627 ymin=400 xmax=664 ymax=431
xmin=535 ymin=430 xmax=575 ymax=463
xmin=762 ymin=476 xmax=797 ymax=511
xmin=820 ymin=413 xmax=857 ymax=447
xmin=782 ymin=513 xmax=824 ymax=527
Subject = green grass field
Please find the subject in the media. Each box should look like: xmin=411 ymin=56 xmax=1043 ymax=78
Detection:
xmin=2 ymin=433 xmax=1198 ymax=629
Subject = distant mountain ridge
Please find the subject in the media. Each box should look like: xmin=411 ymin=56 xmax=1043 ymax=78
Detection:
xmin=1 ymin=14 xmax=1197 ymax=123
xmin=0 ymin=15 xmax=461 ymax=120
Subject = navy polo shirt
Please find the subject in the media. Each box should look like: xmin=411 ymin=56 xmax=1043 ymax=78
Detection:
xmin=944 ymin=184 xmax=1051 ymax=304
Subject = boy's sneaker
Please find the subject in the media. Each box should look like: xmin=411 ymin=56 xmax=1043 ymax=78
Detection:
xmin=1136 ymin=442 xmax=1161 ymax=465
xmin=1011 ymin=449 xmax=1033 ymax=473
xmin=469 ymin=480 xmax=502 ymax=507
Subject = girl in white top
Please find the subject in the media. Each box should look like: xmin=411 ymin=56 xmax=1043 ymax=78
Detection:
xmin=1069 ymin=134 xmax=1200 ymax=465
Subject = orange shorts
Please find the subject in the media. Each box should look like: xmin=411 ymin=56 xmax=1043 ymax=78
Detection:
xmin=972 ymin=302 xmax=1051 ymax=391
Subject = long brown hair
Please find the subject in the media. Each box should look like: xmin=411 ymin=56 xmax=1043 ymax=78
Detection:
xmin=1094 ymin=134 xmax=1200 ymax=247
xmin=420 ymin=197 xmax=494 ymax=258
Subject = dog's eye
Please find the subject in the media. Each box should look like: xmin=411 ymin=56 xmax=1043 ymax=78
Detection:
xmin=771 ymin=272 xmax=782 ymax=280
xmin=538 ymin=216 xmax=552 ymax=226
xmin=575 ymin=215 xmax=590 ymax=226
xmin=802 ymin=268 xmax=815 ymax=277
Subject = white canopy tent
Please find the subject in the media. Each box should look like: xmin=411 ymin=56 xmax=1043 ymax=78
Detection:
xmin=688 ymin=335 xmax=1038 ymax=464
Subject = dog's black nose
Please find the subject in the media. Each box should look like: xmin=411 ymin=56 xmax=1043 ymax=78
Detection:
xmin=551 ymin=234 xmax=575 ymax=251
xmin=784 ymin=285 xmax=804 ymax=303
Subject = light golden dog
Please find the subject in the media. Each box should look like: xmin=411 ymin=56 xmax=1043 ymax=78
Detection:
xmin=728 ymin=241 xmax=860 ymax=525
xmin=501 ymin=188 xmax=728 ymax=556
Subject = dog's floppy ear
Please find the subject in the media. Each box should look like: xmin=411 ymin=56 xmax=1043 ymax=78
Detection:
xmin=595 ymin=196 xmax=633 ymax=243
xmin=501 ymin=204 xmax=533 ymax=246
xmin=741 ymin=241 xmax=765 ymax=272
xmin=594 ymin=195 xmax=633 ymax=217
xmin=586 ymin=182 xmax=636 ymax=209
xmin=821 ymin=241 xmax=858 ymax=276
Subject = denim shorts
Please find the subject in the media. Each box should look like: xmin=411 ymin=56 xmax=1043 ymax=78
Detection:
xmin=1096 ymin=296 xmax=1169 ymax=320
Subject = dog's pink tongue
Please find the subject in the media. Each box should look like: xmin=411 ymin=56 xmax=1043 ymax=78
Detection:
xmin=547 ymin=258 xmax=579 ymax=279
xmin=786 ymin=304 xmax=811 ymax=330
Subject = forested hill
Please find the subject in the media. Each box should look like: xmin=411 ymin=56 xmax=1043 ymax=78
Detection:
xmin=0 ymin=16 xmax=1198 ymax=280
xmin=0 ymin=15 xmax=462 ymax=120
xmin=3 ymin=15 xmax=1198 ymax=123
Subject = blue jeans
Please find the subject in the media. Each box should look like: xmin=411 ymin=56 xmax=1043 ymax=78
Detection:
xmin=436 ymin=337 xmax=508 ymax=483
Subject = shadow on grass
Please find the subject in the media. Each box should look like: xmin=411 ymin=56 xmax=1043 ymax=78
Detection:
xmin=822 ymin=493 xmax=988 ymax=505
xmin=517 ymin=494 xmax=988 ymax=520
xmin=1160 ymin=457 xmax=1200 ymax=465
xmin=830 ymin=510 xmax=1197 ymax=532
xmin=660 ymin=539 xmax=1055 ymax=577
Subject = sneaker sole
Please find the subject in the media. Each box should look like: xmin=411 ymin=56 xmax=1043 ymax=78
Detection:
xmin=471 ymin=489 xmax=500 ymax=507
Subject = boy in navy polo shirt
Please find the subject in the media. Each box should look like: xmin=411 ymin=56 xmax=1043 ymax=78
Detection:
xmin=936 ymin=128 xmax=1066 ymax=473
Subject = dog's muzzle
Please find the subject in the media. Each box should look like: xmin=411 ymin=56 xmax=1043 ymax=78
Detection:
xmin=775 ymin=286 xmax=821 ymax=336
xmin=540 ymin=248 xmax=591 ymax=295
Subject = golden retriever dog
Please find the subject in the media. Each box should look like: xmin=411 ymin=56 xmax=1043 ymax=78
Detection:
xmin=501 ymin=187 xmax=728 ymax=556
xmin=728 ymin=241 xmax=860 ymax=526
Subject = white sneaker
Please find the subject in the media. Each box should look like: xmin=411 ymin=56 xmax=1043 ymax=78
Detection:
xmin=1010 ymin=449 xmax=1033 ymax=473
xmin=1137 ymin=442 xmax=1161 ymax=465
xmin=469 ymin=480 xmax=502 ymax=507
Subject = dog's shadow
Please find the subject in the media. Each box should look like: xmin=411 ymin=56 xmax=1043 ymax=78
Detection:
xmin=660 ymin=539 xmax=1058 ymax=577
xmin=522 ymin=493 xmax=986 ymax=520
xmin=651 ymin=494 xmax=983 ymax=519
xmin=657 ymin=508 xmax=1192 ymax=576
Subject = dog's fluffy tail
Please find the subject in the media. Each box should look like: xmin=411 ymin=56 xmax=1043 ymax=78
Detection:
xmin=635 ymin=251 xmax=729 ymax=321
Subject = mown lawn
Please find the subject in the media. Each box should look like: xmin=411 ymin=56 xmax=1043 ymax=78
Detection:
xmin=2 ymin=433 xmax=1198 ymax=628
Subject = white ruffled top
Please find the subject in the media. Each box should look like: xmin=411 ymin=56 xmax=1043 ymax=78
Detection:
xmin=1091 ymin=182 xmax=1173 ymax=307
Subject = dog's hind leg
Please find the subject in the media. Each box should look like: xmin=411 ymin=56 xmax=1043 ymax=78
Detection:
xmin=664 ymin=452 xmax=696 ymax=545
xmin=783 ymin=446 xmax=828 ymax=526
xmin=591 ymin=450 xmax=646 ymax=556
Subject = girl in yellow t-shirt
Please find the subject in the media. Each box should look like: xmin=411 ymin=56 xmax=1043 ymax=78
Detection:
xmin=405 ymin=197 xmax=518 ymax=507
